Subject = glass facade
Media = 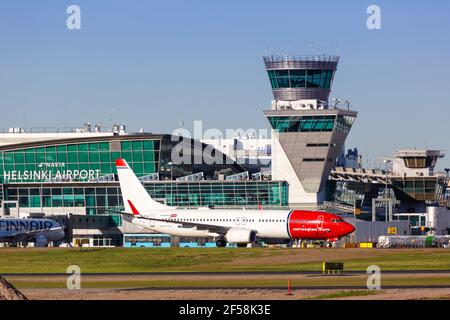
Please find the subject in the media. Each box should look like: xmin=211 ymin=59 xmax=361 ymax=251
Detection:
xmin=268 ymin=115 xmax=354 ymax=132
xmin=153 ymin=181 xmax=288 ymax=207
xmin=391 ymin=177 xmax=448 ymax=202
xmin=0 ymin=134 xmax=283 ymax=221
xmin=403 ymin=157 xmax=433 ymax=169
xmin=326 ymin=180 xmax=387 ymax=208
xmin=0 ymin=135 xmax=244 ymax=184
xmin=326 ymin=180 xmax=390 ymax=221
xmin=2 ymin=181 xmax=288 ymax=215
xmin=158 ymin=135 xmax=243 ymax=180
xmin=267 ymin=69 xmax=334 ymax=89
xmin=267 ymin=115 xmax=355 ymax=133
xmin=326 ymin=177 xmax=448 ymax=219
xmin=0 ymin=139 xmax=160 ymax=183
xmin=335 ymin=115 xmax=356 ymax=134
xmin=92 ymin=234 xmax=123 ymax=246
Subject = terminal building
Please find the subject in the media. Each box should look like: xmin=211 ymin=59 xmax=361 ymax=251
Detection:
xmin=327 ymin=149 xmax=450 ymax=236
xmin=0 ymin=130 xmax=287 ymax=214
xmin=0 ymin=127 xmax=288 ymax=246
xmin=1 ymin=53 xmax=448 ymax=247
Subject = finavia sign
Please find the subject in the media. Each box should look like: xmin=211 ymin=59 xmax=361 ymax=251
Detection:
xmin=37 ymin=162 xmax=66 ymax=168
xmin=3 ymin=162 xmax=101 ymax=182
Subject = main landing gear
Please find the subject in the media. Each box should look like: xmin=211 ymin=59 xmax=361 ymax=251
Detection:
xmin=215 ymin=239 xmax=227 ymax=247
xmin=215 ymin=239 xmax=249 ymax=248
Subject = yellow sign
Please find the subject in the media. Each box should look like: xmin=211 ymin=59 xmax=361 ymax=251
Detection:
xmin=322 ymin=261 xmax=344 ymax=275
xmin=354 ymin=208 xmax=361 ymax=215
xmin=387 ymin=227 xmax=397 ymax=235
xmin=74 ymin=239 xmax=90 ymax=246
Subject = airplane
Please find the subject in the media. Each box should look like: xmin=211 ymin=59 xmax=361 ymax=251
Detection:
xmin=113 ymin=159 xmax=355 ymax=248
xmin=0 ymin=218 xmax=65 ymax=247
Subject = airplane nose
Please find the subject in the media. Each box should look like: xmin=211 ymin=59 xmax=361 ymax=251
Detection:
xmin=345 ymin=223 xmax=355 ymax=235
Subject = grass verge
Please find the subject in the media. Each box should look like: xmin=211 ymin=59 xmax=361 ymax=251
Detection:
xmin=8 ymin=275 xmax=450 ymax=289
xmin=304 ymin=290 xmax=381 ymax=300
xmin=1 ymin=247 xmax=450 ymax=273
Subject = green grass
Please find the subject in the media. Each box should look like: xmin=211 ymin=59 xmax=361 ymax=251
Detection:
xmin=0 ymin=247 xmax=278 ymax=273
xmin=210 ymin=250 xmax=450 ymax=272
xmin=304 ymin=290 xmax=381 ymax=300
xmin=1 ymin=247 xmax=450 ymax=273
xmin=9 ymin=275 xmax=450 ymax=289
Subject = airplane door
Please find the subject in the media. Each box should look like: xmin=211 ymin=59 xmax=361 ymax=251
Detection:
xmin=241 ymin=217 xmax=247 ymax=226
xmin=235 ymin=217 xmax=241 ymax=225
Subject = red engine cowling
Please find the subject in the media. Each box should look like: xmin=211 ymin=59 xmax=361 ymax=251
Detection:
xmin=287 ymin=210 xmax=331 ymax=240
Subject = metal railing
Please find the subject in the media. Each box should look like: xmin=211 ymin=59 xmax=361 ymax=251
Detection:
xmin=263 ymin=54 xmax=339 ymax=63
xmin=0 ymin=127 xmax=100 ymax=134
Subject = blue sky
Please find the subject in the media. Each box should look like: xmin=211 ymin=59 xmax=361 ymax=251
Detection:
xmin=0 ymin=0 xmax=449 ymax=168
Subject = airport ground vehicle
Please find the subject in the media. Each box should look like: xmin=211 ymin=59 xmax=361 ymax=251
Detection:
xmin=123 ymin=233 xmax=171 ymax=248
xmin=123 ymin=234 xmax=233 ymax=248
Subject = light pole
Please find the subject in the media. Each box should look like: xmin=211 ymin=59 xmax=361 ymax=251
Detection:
xmin=168 ymin=162 xmax=173 ymax=206
xmin=383 ymin=159 xmax=392 ymax=221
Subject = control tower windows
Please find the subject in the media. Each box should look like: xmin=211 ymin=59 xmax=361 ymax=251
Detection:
xmin=306 ymin=70 xmax=322 ymax=88
xmin=268 ymin=70 xmax=289 ymax=88
xmin=267 ymin=69 xmax=334 ymax=89
xmin=268 ymin=115 xmax=336 ymax=133
xmin=289 ymin=70 xmax=306 ymax=87
xmin=321 ymin=70 xmax=333 ymax=88
xmin=403 ymin=157 xmax=432 ymax=169
xmin=335 ymin=115 xmax=356 ymax=134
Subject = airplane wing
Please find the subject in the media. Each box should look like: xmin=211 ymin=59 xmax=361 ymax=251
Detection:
xmin=102 ymin=209 xmax=232 ymax=234
xmin=7 ymin=227 xmax=64 ymax=238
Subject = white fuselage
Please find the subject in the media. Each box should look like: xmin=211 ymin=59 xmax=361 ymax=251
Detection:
xmin=115 ymin=158 xmax=355 ymax=244
xmin=124 ymin=208 xmax=292 ymax=239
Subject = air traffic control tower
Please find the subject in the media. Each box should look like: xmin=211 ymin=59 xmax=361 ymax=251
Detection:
xmin=263 ymin=54 xmax=358 ymax=205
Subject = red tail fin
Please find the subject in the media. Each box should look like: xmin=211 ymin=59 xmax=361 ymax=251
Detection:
xmin=127 ymin=200 xmax=140 ymax=216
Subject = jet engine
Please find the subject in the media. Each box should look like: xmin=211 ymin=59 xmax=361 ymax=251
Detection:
xmin=34 ymin=235 xmax=49 ymax=247
xmin=225 ymin=228 xmax=256 ymax=244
